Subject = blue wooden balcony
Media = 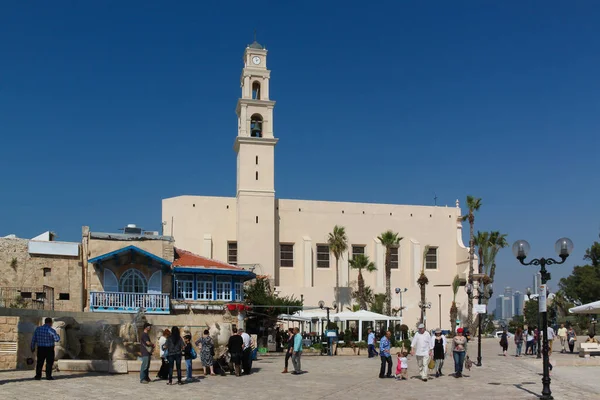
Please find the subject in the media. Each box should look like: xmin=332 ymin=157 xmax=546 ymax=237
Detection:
xmin=89 ymin=291 xmax=170 ymax=314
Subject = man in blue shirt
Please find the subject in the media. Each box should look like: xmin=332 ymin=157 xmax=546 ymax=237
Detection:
xmin=379 ymin=330 xmax=392 ymax=378
xmin=31 ymin=317 xmax=60 ymax=380
xmin=367 ymin=329 xmax=378 ymax=358
xmin=291 ymin=327 xmax=303 ymax=375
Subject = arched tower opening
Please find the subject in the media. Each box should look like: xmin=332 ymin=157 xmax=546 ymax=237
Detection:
xmin=250 ymin=114 xmax=263 ymax=137
xmin=252 ymin=81 xmax=261 ymax=100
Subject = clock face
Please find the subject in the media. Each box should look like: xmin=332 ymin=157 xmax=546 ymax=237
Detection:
xmin=252 ymin=56 xmax=261 ymax=65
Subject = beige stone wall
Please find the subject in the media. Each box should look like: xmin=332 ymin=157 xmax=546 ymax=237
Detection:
xmin=0 ymin=316 xmax=18 ymax=370
xmin=0 ymin=238 xmax=82 ymax=312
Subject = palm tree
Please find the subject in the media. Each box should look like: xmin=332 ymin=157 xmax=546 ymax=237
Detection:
xmin=461 ymin=195 xmax=482 ymax=332
xmin=417 ymin=245 xmax=430 ymax=326
xmin=378 ymin=230 xmax=402 ymax=316
xmin=328 ymin=225 xmax=348 ymax=312
xmin=349 ymin=254 xmax=376 ymax=311
xmin=450 ymin=275 xmax=460 ymax=333
xmin=487 ymin=231 xmax=508 ymax=284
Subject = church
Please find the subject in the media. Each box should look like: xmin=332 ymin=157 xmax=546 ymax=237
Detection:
xmin=162 ymin=40 xmax=471 ymax=330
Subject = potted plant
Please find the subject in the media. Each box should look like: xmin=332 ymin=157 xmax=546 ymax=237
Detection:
xmin=227 ymin=303 xmax=237 ymax=311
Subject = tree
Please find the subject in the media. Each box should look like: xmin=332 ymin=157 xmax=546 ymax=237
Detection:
xmin=450 ymin=275 xmax=460 ymax=333
xmin=523 ymin=299 xmax=539 ymax=328
xmin=352 ymin=284 xmax=374 ymax=307
xmin=559 ymin=241 xmax=600 ymax=306
xmin=244 ymin=277 xmax=303 ymax=326
xmin=369 ymin=293 xmax=387 ymax=315
xmin=583 ymin=241 xmax=600 ymax=267
xmin=417 ymin=245 xmax=430 ymax=326
xmin=378 ymin=230 xmax=402 ymax=316
xmin=487 ymin=231 xmax=508 ymax=284
xmin=461 ymin=195 xmax=482 ymax=333
xmin=328 ymin=225 xmax=348 ymax=312
xmin=349 ymin=254 xmax=376 ymax=311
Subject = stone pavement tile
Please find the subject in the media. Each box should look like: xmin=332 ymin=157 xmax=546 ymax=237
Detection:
xmin=0 ymin=340 xmax=598 ymax=400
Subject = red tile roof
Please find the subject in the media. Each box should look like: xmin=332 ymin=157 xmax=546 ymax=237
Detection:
xmin=172 ymin=248 xmax=244 ymax=271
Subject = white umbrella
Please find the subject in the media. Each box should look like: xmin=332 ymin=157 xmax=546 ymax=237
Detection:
xmin=569 ymin=300 xmax=600 ymax=314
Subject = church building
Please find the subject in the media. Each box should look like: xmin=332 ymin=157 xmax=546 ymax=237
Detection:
xmin=162 ymin=40 xmax=471 ymax=330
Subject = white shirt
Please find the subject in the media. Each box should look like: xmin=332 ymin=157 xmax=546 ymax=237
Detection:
xmin=400 ymin=356 xmax=408 ymax=369
xmin=430 ymin=334 xmax=447 ymax=353
xmin=547 ymin=327 xmax=556 ymax=340
xmin=411 ymin=331 xmax=433 ymax=356
xmin=368 ymin=332 xmax=375 ymax=345
xmin=158 ymin=336 xmax=167 ymax=358
xmin=241 ymin=332 xmax=252 ymax=349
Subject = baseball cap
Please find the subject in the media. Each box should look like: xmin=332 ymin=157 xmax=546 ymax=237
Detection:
xmin=417 ymin=323 xmax=425 ymax=329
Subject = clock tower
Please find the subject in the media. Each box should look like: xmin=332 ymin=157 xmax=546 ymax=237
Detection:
xmin=234 ymin=39 xmax=277 ymax=279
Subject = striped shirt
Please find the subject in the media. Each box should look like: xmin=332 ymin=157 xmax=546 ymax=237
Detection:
xmin=31 ymin=324 xmax=60 ymax=351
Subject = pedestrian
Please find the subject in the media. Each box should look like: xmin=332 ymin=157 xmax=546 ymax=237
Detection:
xmin=156 ymin=328 xmax=170 ymax=380
xmin=31 ymin=317 xmax=60 ymax=381
xmin=410 ymin=323 xmax=433 ymax=382
xmin=379 ymin=330 xmax=393 ymax=378
xmin=195 ymin=329 xmax=216 ymax=376
xmin=394 ymin=351 xmax=408 ymax=380
xmin=239 ymin=328 xmax=253 ymax=375
xmin=139 ymin=322 xmax=155 ymax=384
xmin=557 ymin=324 xmax=567 ymax=353
xmin=499 ymin=329 xmax=508 ymax=356
xmin=525 ymin=328 xmax=535 ymax=355
xmin=451 ymin=327 xmax=467 ymax=378
xmin=291 ymin=327 xmax=303 ymax=375
xmin=281 ymin=328 xmax=294 ymax=373
xmin=367 ymin=328 xmax=378 ymax=358
xmin=163 ymin=326 xmax=184 ymax=385
xmin=547 ymin=324 xmax=556 ymax=356
xmin=567 ymin=327 xmax=577 ymax=353
xmin=227 ymin=327 xmax=243 ymax=376
xmin=431 ymin=328 xmax=447 ymax=377
xmin=514 ymin=328 xmax=524 ymax=357
xmin=183 ymin=334 xmax=196 ymax=382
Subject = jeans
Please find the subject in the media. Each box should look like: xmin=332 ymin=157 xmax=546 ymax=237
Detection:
xmin=453 ymin=351 xmax=465 ymax=374
xmin=284 ymin=349 xmax=292 ymax=369
xmin=35 ymin=346 xmax=55 ymax=379
xmin=368 ymin=344 xmax=378 ymax=357
xmin=291 ymin=352 xmax=302 ymax=373
xmin=516 ymin=342 xmax=523 ymax=356
xmin=379 ymin=355 xmax=392 ymax=377
xmin=185 ymin=359 xmax=192 ymax=380
xmin=167 ymin=354 xmax=182 ymax=383
xmin=140 ymin=355 xmax=150 ymax=382
xmin=416 ymin=355 xmax=430 ymax=380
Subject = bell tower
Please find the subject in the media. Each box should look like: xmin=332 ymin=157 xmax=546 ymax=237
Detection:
xmin=234 ymin=38 xmax=277 ymax=278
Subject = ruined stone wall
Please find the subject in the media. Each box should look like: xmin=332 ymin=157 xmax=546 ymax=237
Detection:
xmin=0 ymin=316 xmax=18 ymax=370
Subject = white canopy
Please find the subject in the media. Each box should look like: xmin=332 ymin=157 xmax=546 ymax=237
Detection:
xmin=277 ymin=313 xmax=312 ymax=322
xmin=332 ymin=309 xmax=400 ymax=322
xmin=569 ymin=301 xmax=600 ymax=314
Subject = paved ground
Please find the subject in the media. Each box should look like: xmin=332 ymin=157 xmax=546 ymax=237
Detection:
xmin=0 ymin=339 xmax=598 ymax=399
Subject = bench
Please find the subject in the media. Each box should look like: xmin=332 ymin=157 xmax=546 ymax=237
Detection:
xmin=579 ymin=342 xmax=600 ymax=357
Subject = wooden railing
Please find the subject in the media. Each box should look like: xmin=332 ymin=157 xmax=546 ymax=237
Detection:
xmin=89 ymin=291 xmax=170 ymax=314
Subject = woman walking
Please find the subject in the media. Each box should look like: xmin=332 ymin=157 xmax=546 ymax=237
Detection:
xmin=163 ymin=326 xmax=184 ymax=385
xmin=514 ymin=328 xmax=524 ymax=357
xmin=156 ymin=328 xmax=171 ymax=380
xmin=499 ymin=329 xmax=509 ymax=356
xmin=567 ymin=327 xmax=577 ymax=353
xmin=432 ymin=328 xmax=446 ymax=377
xmin=281 ymin=328 xmax=294 ymax=373
xmin=451 ymin=328 xmax=467 ymax=378
xmin=525 ymin=328 xmax=535 ymax=355
xmin=195 ymin=329 xmax=216 ymax=376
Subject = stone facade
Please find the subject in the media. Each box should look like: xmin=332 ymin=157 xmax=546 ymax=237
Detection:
xmin=0 ymin=316 xmax=19 ymax=370
xmin=0 ymin=237 xmax=82 ymax=312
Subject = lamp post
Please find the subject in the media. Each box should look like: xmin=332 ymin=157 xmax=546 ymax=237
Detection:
xmin=319 ymin=300 xmax=337 ymax=356
xmin=526 ymin=287 xmax=543 ymax=359
xmin=418 ymin=300 xmax=432 ymax=329
xmin=513 ymin=237 xmax=573 ymax=400
xmin=465 ymin=276 xmax=493 ymax=366
xmin=394 ymin=288 xmax=407 ymax=317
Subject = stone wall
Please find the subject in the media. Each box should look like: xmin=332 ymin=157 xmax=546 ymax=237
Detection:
xmin=0 ymin=238 xmax=83 ymax=312
xmin=0 ymin=316 xmax=18 ymax=370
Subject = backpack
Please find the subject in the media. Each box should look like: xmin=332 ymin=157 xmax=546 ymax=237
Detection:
xmin=190 ymin=346 xmax=197 ymax=360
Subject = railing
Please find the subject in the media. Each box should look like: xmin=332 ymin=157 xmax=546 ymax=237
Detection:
xmin=90 ymin=291 xmax=170 ymax=314
xmin=0 ymin=286 xmax=54 ymax=310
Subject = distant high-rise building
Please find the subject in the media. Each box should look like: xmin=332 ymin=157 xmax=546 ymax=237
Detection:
xmin=513 ymin=291 xmax=524 ymax=316
xmin=504 ymin=287 xmax=514 ymax=319
xmin=495 ymin=296 xmax=505 ymax=320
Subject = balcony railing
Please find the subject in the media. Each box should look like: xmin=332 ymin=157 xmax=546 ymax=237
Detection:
xmin=89 ymin=291 xmax=170 ymax=314
xmin=0 ymin=286 xmax=54 ymax=310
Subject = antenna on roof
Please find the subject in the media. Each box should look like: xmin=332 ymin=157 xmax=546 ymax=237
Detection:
xmin=434 ymin=193 xmax=438 ymax=206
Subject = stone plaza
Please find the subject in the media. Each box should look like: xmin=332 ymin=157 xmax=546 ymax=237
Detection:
xmin=0 ymin=339 xmax=597 ymax=399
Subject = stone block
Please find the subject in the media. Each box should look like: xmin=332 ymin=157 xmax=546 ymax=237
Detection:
xmin=0 ymin=317 xmax=7 ymax=324
xmin=108 ymin=360 xmax=128 ymax=374
xmin=57 ymin=359 xmax=109 ymax=372
xmin=127 ymin=359 xmax=161 ymax=372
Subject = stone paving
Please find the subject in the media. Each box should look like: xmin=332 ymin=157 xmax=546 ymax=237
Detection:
xmin=0 ymin=339 xmax=598 ymax=399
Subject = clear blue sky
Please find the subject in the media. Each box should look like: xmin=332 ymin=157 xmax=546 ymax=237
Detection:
xmin=1 ymin=1 xmax=599 ymax=302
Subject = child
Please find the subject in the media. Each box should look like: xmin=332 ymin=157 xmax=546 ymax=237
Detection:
xmin=183 ymin=335 xmax=195 ymax=382
xmin=395 ymin=352 xmax=408 ymax=380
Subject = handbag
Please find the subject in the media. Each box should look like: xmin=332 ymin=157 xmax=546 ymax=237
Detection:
xmin=428 ymin=358 xmax=435 ymax=370
xmin=191 ymin=347 xmax=197 ymax=360
xmin=145 ymin=345 xmax=154 ymax=354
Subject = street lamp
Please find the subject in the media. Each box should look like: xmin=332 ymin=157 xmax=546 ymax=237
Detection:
xmin=394 ymin=288 xmax=407 ymax=317
xmin=526 ymin=287 xmax=542 ymax=359
xmin=319 ymin=300 xmax=337 ymax=356
xmin=513 ymin=237 xmax=573 ymax=400
xmin=418 ymin=300 xmax=432 ymax=329
xmin=465 ymin=276 xmax=493 ymax=366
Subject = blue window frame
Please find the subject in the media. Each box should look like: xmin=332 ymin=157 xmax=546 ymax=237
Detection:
xmin=234 ymin=281 xmax=244 ymax=301
xmin=216 ymin=277 xmax=232 ymax=301
xmin=119 ymin=269 xmax=147 ymax=293
xmin=197 ymin=277 xmax=214 ymax=300
xmin=174 ymin=274 xmax=194 ymax=300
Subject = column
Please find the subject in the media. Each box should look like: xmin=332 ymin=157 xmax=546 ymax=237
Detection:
xmin=303 ymin=236 xmax=312 ymax=287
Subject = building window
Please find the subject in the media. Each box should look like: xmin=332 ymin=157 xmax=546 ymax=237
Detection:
xmin=174 ymin=274 xmax=194 ymax=300
xmin=35 ymin=292 xmax=45 ymax=300
xmin=20 ymin=292 xmax=32 ymax=299
xmin=119 ymin=269 xmax=147 ymax=293
xmin=316 ymin=245 xmax=330 ymax=268
xmin=43 ymin=268 xmax=51 ymax=277
xmin=216 ymin=278 xmax=232 ymax=301
xmin=352 ymin=245 xmax=365 ymax=259
xmin=426 ymin=247 xmax=438 ymax=269
xmin=58 ymin=293 xmax=70 ymax=300
xmin=197 ymin=278 xmax=213 ymax=300
xmin=280 ymin=244 xmax=294 ymax=267
xmin=228 ymin=242 xmax=238 ymax=265
xmin=235 ymin=281 xmax=244 ymax=301
xmin=390 ymin=246 xmax=399 ymax=269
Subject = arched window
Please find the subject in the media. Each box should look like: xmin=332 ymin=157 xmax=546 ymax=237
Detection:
xmin=252 ymin=81 xmax=261 ymax=100
xmin=103 ymin=269 xmax=118 ymax=292
xmin=250 ymin=114 xmax=263 ymax=137
xmin=119 ymin=269 xmax=147 ymax=293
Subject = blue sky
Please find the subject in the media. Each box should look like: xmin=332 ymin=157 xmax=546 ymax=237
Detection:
xmin=1 ymin=1 xmax=599 ymax=303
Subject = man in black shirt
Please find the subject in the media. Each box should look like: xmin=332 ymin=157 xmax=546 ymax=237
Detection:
xmin=139 ymin=323 xmax=154 ymax=384
xmin=227 ymin=327 xmax=244 ymax=377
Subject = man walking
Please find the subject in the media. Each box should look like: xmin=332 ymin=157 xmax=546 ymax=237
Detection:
xmin=557 ymin=324 xmax=567 ymax=353
xmin=411 ymin=323 xmax=433 ymax=382
xmin=379 ymin=330 xmax=392 ymax=378
xmin=31 ymin=317 xmax=60 ymax=380
xmin=367 ymin=329 xmax=378 ymax=358
xmin=239 ymin=328 xmax=253 ymax=375
xmin=139 ymin=322 xmax=154 ymax=384
xmin=291 ymin=327 xmax=303 ymax=375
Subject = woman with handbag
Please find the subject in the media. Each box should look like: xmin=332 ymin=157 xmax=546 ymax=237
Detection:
xmin=163 ymin=326 xmax=184 ymax=385
xmin=156 ymin=328 xmax=171 ymax=380
xmin=432 ymin=328 xmax=447 ymax=377
xmin=195 ymin=329 xmax=216 ymax=376
xmin=499 ymin=329 xmax=509 ymax=356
